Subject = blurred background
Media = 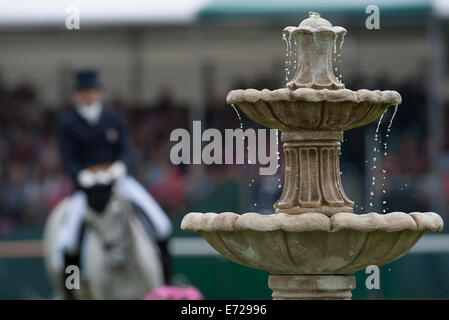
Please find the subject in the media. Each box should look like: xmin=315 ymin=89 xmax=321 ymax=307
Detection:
xmin=1 ymin=0 xmax=449 ymax=299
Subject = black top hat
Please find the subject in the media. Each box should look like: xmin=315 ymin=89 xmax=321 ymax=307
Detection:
xmin=75 ymin=70 xmax=100 ymax=90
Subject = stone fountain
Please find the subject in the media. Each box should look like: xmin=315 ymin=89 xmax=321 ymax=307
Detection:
xmin=181 ymin=13 xmax=443 ymax=300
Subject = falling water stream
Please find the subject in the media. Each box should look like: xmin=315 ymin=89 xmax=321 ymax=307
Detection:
xmin=282 ymin=33 xmax=290 ymax=84
xmin=380 ymin=104 xmax=399 ymax=212
xmin=337 ymin=35 xmax=345 ymax=82
xmin=283 ymin=32 xmax=297 ymax=85
xmin=331 ymin=34 xmax=345 ymax=83
xmin=368 ymin=105 xmax=399 ymax=213
xmin=368 ymin=112 xmax=385 ymax=208
xmin=333 ymin=35 xmax=338 ymax=77
xmin=231 ymin=104 xmax=255 ymax=204
xmin=231 ymin=104 xmax=243 ymax=130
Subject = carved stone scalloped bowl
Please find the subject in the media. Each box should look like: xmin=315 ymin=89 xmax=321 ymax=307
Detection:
xmin=226 ymin=88 xmax=402 ymax=131
xmin=181 ymin=212 xmax=443 ymax=274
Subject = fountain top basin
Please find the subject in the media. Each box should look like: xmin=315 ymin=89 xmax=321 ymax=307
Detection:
xmin=227 ymin=88 xmax=401 ymax=131
xmin=227 ymin=88 xmax=401 ymax=105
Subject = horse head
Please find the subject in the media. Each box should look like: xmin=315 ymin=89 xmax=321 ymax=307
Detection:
xmin=82 ymin=163 xmax=133 ymax=269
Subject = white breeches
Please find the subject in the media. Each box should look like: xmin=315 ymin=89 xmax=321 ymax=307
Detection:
xmin=54 ymin=176 xmax=172 ymax=268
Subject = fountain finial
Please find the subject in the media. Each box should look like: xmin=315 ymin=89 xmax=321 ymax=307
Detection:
xmin=300 ymin=12 xmax=330 ymax=27
xmin=284 ymin=13 xmax=346 ymax=90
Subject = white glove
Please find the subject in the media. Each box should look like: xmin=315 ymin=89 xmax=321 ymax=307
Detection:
xmin=77 ymin=169 xmax=95 ymax=188
xmin=77 ymin=162 xmax=127 ymax=188
xmin=109 ymin=161 xmax=127 ymax=180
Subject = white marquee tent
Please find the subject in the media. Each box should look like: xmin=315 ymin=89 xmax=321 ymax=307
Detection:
xmin=1 ymin=0 xmax=449 ymax=30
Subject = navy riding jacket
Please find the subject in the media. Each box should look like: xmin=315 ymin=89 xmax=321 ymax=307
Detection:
xmin=57 ymin=108 xmax=131 ymax=181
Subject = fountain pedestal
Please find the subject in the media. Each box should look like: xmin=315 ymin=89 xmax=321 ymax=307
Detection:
xmin=269 ymin=275 xmax=355 ymax=300
xmin=276 ymin=130 xmax=353 ymax=216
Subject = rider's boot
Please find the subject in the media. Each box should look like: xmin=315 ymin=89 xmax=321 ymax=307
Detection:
xmin=156 ymin=239 xmax=172 ymax=284
xmin=60 ymin=222 xmax=86 ymax=299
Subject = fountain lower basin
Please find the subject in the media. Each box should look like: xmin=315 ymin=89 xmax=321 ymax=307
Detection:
xmin=182 ymin=211 xmax=443 ymax=274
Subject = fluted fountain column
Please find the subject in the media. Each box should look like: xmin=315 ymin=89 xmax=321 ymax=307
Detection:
xmin=275 ymin=130 xmax=354 ymax=216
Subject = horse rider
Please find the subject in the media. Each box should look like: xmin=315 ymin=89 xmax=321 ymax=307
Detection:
xmin=55 ymin=70 xmax=172 ymax=282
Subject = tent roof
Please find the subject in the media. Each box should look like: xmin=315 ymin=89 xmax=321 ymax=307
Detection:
xmin=0 ymin=0 xmax=210 ymax=29
xmin=2 ymin=0 xmax=449 ymax=30
xmin=198 ymin=0 xmax=432 ymax=21
xmin=434 ymin=0 xmax=449 ymax=18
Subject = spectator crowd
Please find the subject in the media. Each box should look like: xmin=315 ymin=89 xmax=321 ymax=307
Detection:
xmin=0 ymin=74 xmax=447 ymax=234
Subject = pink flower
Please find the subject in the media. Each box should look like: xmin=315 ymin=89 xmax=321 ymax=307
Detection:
xmin=145 ymin=285 xmax=204 ymax=300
